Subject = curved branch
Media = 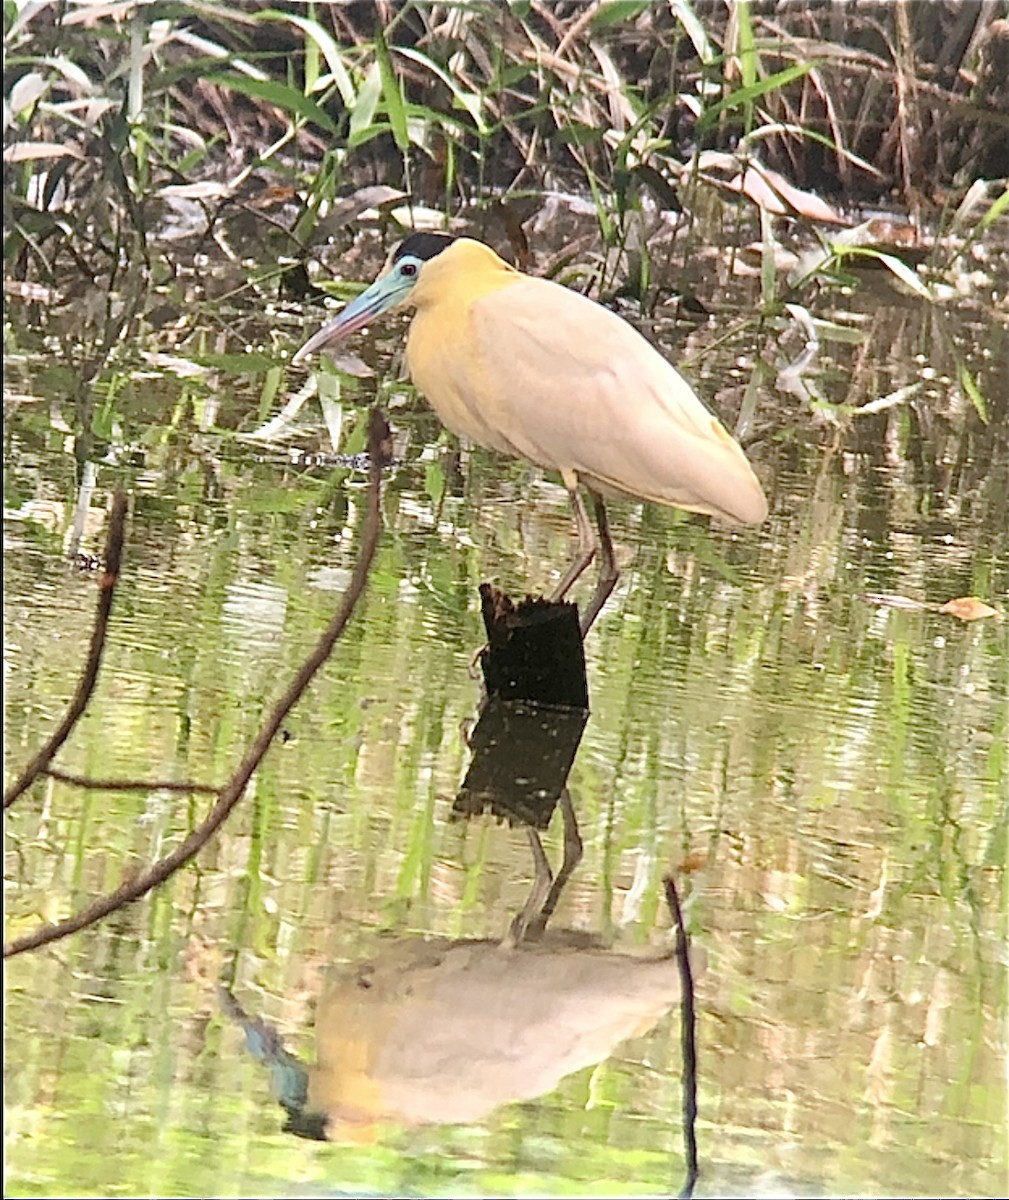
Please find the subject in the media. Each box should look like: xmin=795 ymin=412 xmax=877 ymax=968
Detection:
xmin=4 ymin=411 xmax=391 ymax=959
xmin=4 ymin=491 xmax=128 ymax=810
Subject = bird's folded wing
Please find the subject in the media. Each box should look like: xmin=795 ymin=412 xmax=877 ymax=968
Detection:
xmin=468 ymin=278 xmax=766 ymax=524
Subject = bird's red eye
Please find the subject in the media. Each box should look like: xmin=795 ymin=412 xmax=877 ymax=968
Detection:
xmin=401 ymin=262 xmax=417 ymax=277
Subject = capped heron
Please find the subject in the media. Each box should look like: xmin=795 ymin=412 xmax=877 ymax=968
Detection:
xmin=294 ymin=234 xmax=767 ymax=632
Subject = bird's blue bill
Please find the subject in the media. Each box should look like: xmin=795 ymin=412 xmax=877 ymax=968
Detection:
xmin=292 ymin=269 xmax=412 ymax=364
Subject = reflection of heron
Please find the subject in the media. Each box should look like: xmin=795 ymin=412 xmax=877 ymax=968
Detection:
xmin=223 ymin=930 xmax=684 ymax=1140
xmin=508 ymin=788 xmax=583 ymax=945
xmin=294 ymin=234 xmax=767 ymax=631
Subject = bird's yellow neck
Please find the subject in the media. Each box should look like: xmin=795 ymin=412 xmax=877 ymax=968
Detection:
xmin=403 ymin=238 xmax=525 ymax=453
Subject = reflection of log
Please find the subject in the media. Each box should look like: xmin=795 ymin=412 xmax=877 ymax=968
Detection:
xmin=223 ymin=933 xmax=685 ymax=1141
xmin=477 ymin=584 xmax=587 ymax=709
xmin=459 ymin=586 xmax=591 ymax=938
xmin=454 ymin=697 xmax=587 ymax=829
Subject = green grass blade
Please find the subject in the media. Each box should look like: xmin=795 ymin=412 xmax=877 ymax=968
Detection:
xmin=735 ymin=0 xmax=758 ymax=90
xmin=374 ymin=25 xmax=409 ymax=152
xmin=978 ymin=183 xmax=1009 ymax=234
xmin=349 ymin=60 xmax=383 ymax=144
xmin=255 ymin=9 xmax=357 ymax=107
xmin=959 ymin=362 xmax=989 ymax=425
xmin=848 ymin=247 xmax=933 ymax=300
xmin=670 ymin=0 xmax=715 ymax=64
xmin=207 ymin=72 xmax=337 ymax=133
xmin=697 ymin=62 xmax=815 ymax=132
xmin=591 ymin=0 xmax=651 ymax=27
xmin=393 ymin=45 xmax=487 ymax=134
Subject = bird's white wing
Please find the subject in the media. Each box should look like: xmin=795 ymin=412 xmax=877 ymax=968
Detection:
xmin=466 ymin=277 xmax=766 ymax=524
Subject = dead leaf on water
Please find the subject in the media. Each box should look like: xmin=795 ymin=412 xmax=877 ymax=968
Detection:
xmin=863 ymin=593 xmax=1002 ymax=621
xmin=679 ymin=849 xmax=710 ymax=875
xmin=938 ymin=597 xmax=1001 ymax=621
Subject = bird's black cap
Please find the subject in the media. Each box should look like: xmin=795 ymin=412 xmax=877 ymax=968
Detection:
xmin=393 ymin=231 xmax=457 ymax=262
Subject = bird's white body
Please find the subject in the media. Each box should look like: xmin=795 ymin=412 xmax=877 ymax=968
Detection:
xmin=407 ymin=271 xmax=766 ymax=525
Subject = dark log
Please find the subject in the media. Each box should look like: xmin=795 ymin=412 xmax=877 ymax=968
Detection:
xmin=477 ymin=584 xmax=588 ymax=710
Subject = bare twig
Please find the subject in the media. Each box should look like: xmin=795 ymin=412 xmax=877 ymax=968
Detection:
xmin=4 ymin=492 xmax=128 ymax=810
xmin=663 ymin=874 xmax=699 ymax=1200
xmin=3 ymin=411 xmax=391 ymax=959
xmin=44 ymin=769 xmax=218 ymax=795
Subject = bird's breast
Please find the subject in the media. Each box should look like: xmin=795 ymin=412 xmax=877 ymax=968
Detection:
xmin=405 ymin=298 xmax=527 ymax=459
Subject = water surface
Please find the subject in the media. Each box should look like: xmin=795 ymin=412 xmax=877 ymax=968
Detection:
xmin=4 ymin=217 xmax=1007 ymax=1198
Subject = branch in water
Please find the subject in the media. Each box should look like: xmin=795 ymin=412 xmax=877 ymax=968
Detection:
xmin=4 ymin=491 xmax=128 ymax=810
xmin=4 ymin=411 xmax=391 ymax=959
xmin=664 ymin=873 xmax=699 ymax=1200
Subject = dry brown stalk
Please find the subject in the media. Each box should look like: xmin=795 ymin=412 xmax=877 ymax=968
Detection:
xmin=4 ymin=491 xmax=129 ymax=811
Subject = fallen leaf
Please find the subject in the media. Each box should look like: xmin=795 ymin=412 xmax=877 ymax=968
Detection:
xmin=249 ymin=184 xmax=298 ymax=209
xmin=695 ymin=152 xmax=848 ymax=223
xmin=138 ymin=351 xmax=211 ymax=378
xmin=4 ymin=280 xmax=60 ymax=304
xmin=8 ymin=71 xmax=48 ymax=116
xmin=938 ymin=597 xmax=1000 ymax=621
xmin=736 ymin=164 xmax=847 ymax=223
xmin=159 ymin=180 xmax=234 ymax=201
xmin=3 ymin=140 xmax=84 ymax=163
xmin=679 ymin=849 xmax=709 ymax=875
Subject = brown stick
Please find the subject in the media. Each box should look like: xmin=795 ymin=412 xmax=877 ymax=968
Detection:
xmin=663 ymin=874 xmax=699 ymax=1200
xmin=3 ymin=411 xmax=391 ymax=959
xmin=44 ymin=769 xmax=218 ymax=795
xmin=4 ymin=491 xmax=129 ymax=810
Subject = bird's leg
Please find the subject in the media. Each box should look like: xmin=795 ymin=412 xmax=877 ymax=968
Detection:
xmin=579 ymin=495 xmax=619 ymax=636
xmin=550 ymin=481 xmax=596 ymax=602
xmin=523 ymin=788 xmax=583 ymax=941
xmin=503 ymin=827 xmax=554 ymax=948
